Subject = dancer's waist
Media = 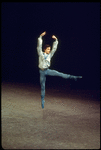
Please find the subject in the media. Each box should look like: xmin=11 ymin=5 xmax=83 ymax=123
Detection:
xmin=39 ymin=68 xmax=49 ymax=71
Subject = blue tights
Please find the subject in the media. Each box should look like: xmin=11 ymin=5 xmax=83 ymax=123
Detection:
xmin=39 ymin=69 xmax=71 ymax=101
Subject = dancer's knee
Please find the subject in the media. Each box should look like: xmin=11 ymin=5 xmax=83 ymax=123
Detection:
xmin=41 ymin=84 xmax=45 ymax=90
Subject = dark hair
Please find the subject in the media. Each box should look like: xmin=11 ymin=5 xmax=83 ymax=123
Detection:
xmin=44 ymin=44 xmax=51 ymax=51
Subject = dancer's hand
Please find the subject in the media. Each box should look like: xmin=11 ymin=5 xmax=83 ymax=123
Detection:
xmin=52 ymin=35 xmax=57 ymax=40
xmin=40 ymin=31 xmax=46 ymax=36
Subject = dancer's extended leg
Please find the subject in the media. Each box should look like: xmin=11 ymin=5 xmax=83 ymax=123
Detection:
xmin=46 ymin=69 xmax=70 ymax=78
xmin=46 ymin=69 xmax=82 ymax=80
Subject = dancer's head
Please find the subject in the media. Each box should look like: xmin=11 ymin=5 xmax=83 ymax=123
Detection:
xmin=44 ymin=44 xmax=51 ymax=54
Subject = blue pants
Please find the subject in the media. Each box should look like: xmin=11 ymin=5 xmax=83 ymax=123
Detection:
xmin=39 ymin=69 xmax=71 ymax=100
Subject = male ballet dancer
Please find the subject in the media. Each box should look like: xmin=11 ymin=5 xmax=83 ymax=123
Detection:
xmin=37 ymin=31 xmax=82 ymax=108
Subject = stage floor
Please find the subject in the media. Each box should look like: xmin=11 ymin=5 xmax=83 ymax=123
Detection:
xmin=1 ymin=82 xmax=100 ymax=149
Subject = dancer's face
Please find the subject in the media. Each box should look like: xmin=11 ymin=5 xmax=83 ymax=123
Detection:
xmin=44 ymin=47 xmax=51 ymax=54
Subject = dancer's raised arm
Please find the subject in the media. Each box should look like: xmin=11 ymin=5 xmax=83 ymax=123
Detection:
xmin=50 ymin=35 xmax=58 ymax=57
xmin=37 ymin=31 xmax=46 ymax=56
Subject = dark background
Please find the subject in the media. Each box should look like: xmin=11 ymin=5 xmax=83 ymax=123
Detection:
xmin=1 ymin=2 xmax=100 ymax=90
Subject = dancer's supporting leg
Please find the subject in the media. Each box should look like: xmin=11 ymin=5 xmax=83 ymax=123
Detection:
xmin=39 ymin=70 xmax=46 ymax=108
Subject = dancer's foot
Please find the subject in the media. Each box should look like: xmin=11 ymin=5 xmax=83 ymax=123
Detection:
xmin=41 ymin=100 xmax=45 ymax=109
xmin=70 ymin=75 xmax=82 ymax=81
xmin=77 ymin=76 xmax=82 ymax=79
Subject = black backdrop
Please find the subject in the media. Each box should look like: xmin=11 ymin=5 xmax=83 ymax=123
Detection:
xmin=1 ymin=2 xmax=100 ymax=90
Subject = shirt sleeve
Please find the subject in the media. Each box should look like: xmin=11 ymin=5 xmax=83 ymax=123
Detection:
xmin=50 ymin=39 xmax=58 ymax=58
xmin=37 ymin=35 xmax=43 ymax=56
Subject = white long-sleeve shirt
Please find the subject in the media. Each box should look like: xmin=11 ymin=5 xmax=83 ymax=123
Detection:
xmin=37 ymin=35 xmax=58 ymax=70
